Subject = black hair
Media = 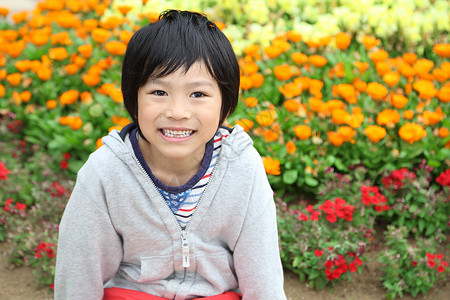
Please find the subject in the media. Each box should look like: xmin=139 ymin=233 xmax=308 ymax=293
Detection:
xmin=121 ymin=10 xmax=240 ymax=127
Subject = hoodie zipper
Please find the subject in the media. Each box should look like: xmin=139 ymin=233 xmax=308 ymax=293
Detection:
xmin=134 ymin=156 xmax=220 ymax=271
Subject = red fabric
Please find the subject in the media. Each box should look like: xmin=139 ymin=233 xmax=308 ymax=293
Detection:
xmin=103 ymin=287 xmax=241 ymax=300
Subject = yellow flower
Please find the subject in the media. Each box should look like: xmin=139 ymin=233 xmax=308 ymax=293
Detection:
xmin=365 ymin=125 xmax=387 ymax=143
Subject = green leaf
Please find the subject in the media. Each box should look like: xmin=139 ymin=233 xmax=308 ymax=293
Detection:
xmin=305 ymin=176 xmax=319 ymax=187
xmin=427 ymin=159 xmax=441 ymax=168
xmin=282 ymin=169 xmax=298 ymax=184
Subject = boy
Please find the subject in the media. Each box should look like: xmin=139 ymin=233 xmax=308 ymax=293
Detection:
xmin=55 ymin=10 xmax=286 ymax=300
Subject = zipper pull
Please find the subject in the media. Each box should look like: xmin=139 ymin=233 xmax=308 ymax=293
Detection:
xmin=181 ymin=230 xmax=190 ymax=268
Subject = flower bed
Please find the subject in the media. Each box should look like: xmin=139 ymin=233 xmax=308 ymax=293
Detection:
xmin=0 ymin=0 xmax=449 ymax=298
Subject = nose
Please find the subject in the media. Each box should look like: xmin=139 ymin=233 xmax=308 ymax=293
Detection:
xmin=165 ymin=96 xmax=191 ymax=120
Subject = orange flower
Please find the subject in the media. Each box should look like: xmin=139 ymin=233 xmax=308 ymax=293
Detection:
xmin=326 ymin=99 xmax=345 ymax=112
xmin=68 ymin=116 xmax=83 ymax=130
xmin=402 ymin=53 xmax=417 ymax=65
xmin=279 ymin=82 xmax=302 ymax=98
xmin=332 ymin=109 xmax=350 ymax=125
xmin=235 ymin=119 xmax=254 ymax=132
xmin=82 ymin=73 xmax=101 ymax=87
xmin=437 ymin=86 xmax=450 ymax=103
xmin=65 ymin=64 xmax=79 ymax=75
xmin=353 ymin=77 xmax=367 ymax=92
xmin=49 ymin=47 xmax=69 ymax=61
xmin=0 ymin=7 xmax=9 ymax=17
xmin=398 ymin=123 xmax=427 ymax=144
xmin=242 ymin=62 xmax=259 ymax=75
xmin=60 ymin=89 xmax=79 ymax=105
xmin=335 ymin=32 xmax=351 ymax=50
xmin=308 ymin=98 xmax=327 ymax=113
xmin=365 ymin=125 xmax=386 ymax=143
xmin=255 ymin=110 xmax=274 ymax=127
xmin=117 ymin=5 xmax=133 ymax=16
xmin=14 ymin=60 xmax=31 ymax=73
xmin=263 ymin=129 xmax=278 ymax=142
xmin=375 ymin=61 xmax=391 ymax=76
xmin=309 ymin=79 xmax=323 ymax=96
xmin=273 ymin=64 xmax=293 ymax=81
xmin=328 ymin=131 xmax=344 ymax=146
xmin=422 ymin=107 xmax=444 ymax=126
xmin=243 ymin=44 xmax=260 ymax=58
xmin=433 ymin=68 xmax=448 ymax=82
xmin=291 ymin=52 xmax=308 ymax=65
xmin=294 ymin=125 xmax=312 ymax=140
xmin=335 ymin=83 xmax=357 ymax=104
xmin=51 ymin=31 xmax=72 ymax=46
xmin=46 ymin=99 xmax=57 ymax=109
xmin=91 ymin=28 xmax=111 ymax=43
xmin=284 ymin=99 xmax=301 ymax=113
xmin=287 ymin=30 xmax=302 ymax=43
xmin=309 ymin=55 xmax=327 ymax=68
xmin=120 ymin=30 xmax=133 ymax=44
xmin=12 ymin=11 xmax=27 ymax=24
xmin=109 ymin=88 xmax=123 ymax=103
xmin=390 ymin=93 xmax=408 ymax=109
xmin=0 ymin=84 xmax=4 ymax=98
xmin=100 ymin=15 xmax=122 ymax=29
xmin=78 ymin=44 xmax=93 ymax=58
xmin=105 ymin=40 xmax=127 ymax=56
xmin=263 ymin=44 xmax=283 ymax=59
xmin=250 ymin=73 xmax=264 ymax=88
xmin=413 ymin=59 xmax=434 ymax=76
xmin=244 ymin=97 xmax=258 ymax=108
xmin=433 ymin=43 xmax=450 ymax=58
xmin=37 ymin=67 xmax=52 ymax=81
xmin=262 ymin=157 xmax=281 ymax=175
xmin=285 ymin=141 xmax=296 ymax=154
xmin=383 ymin=71 xmax=400 ymax=87
xmin=80 ymin=91 xmax=93 ymax=104
xmin=240 ymin=75 xmax=252 ymax=90
xmin=345 ymin=113 xmax=364 ymax=128
xmin=412 ymin=79 xmax=437 ymax=100
xmin=438 ymin=127 xmax=449 ymax=138
xmin=366 ymin=82 xmax=388 ymax=101
xmin=83 ymin=19 xmax=99 ymax=32
xmin=377 ymin=109 xmax=400 ymax=127
xmin=6 ymin=73 xmax=21 ymax=86
xmin=404 ymin=110 xmax=414 ymax=120
xmin=0 ymin=69 xmax=6 ymax=80
xmin=361 ymin=35 xmax=380 ymax=50
xmin=369 ymin=49 xmax=389 ymax=63
xmin=352 ymin=61 xmax=368 ymax=74
xmin=337 ymin=126 xmax=356 ymax=142
xmin=8 ymin=40 xmax=26 ymax=58
xmin=399 ymin=63 xmax=415 ymax=78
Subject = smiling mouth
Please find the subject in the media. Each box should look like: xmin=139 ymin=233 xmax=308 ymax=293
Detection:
xmin=160 ymin=129 xmax=195 ymax=138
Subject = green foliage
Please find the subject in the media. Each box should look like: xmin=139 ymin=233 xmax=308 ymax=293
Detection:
xmin=378 ymin=226 xmax=449 ymax=299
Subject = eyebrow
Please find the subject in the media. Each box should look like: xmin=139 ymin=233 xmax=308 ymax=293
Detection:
xmin=150 ymin=79 xmax=215 ymax=88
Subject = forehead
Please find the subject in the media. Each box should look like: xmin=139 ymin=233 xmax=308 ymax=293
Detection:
xmin=146 ymin=61 xmax=217 ymax=85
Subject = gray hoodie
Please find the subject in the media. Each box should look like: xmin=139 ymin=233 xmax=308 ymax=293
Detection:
xmin=54 ymin=124 xmax=286 ymax=300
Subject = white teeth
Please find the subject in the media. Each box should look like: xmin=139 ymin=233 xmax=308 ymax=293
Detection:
xmin=162 ymin=129 xmax=194 ymax=138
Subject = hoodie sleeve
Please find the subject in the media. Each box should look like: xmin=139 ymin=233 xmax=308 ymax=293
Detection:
xmin=54 ymin=161 xmax=123 ymax=300
xmin=232 ymin=150 xmax=287 ymax=300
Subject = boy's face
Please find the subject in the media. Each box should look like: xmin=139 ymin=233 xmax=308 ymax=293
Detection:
xmin=137 ymin=61 xmax=222 ymax=167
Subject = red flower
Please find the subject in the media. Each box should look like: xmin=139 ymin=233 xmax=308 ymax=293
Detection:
xmin=426 ymin=252 xmax=436 ymax=260
xmin=441 ymin=260 xmax=449 ymax=267
xmin=15 ymin=202 xmax=26 ymax=211
xmin=314 ymin=249 xmax=323 ymax=257
xmin=0 ymin=162 xmax=11 ymax=180
xmin=410 ymin=261 xmax=418 ymax=267
xmin=299 ymin=213 xmax=308 ymax=221
xmin=63 ymin=152 xmax=72 ymax=160
xmin=60 ymin=160 xmax=69 ymax=170
xmin=310 ymin=210 xmax=320 ymax=221
xmin=436 ymin=169 xmax=450 ymax=186
xmin=437 ymin=265 xmax=445 ymax=273
xmin=3 ymin=198 xmax=13 ymax=212
xmin=348 ymin=262 xmax=357 ymax=272
xmin=49 ymin=284 xmax=54 ymax=290
xmin=382 ymin=168 xmax=416 ymax=191
xmin=325 ymin=260 xmax=334 ymax=269
xmin=428 ymin=260 xmax=436 ymax=268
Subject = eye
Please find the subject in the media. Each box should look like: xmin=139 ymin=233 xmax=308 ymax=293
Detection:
xmin=151 ymin=90 xmax=167 ymax=96
xmin=191 ymin=92 xmax=206 ymax=98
